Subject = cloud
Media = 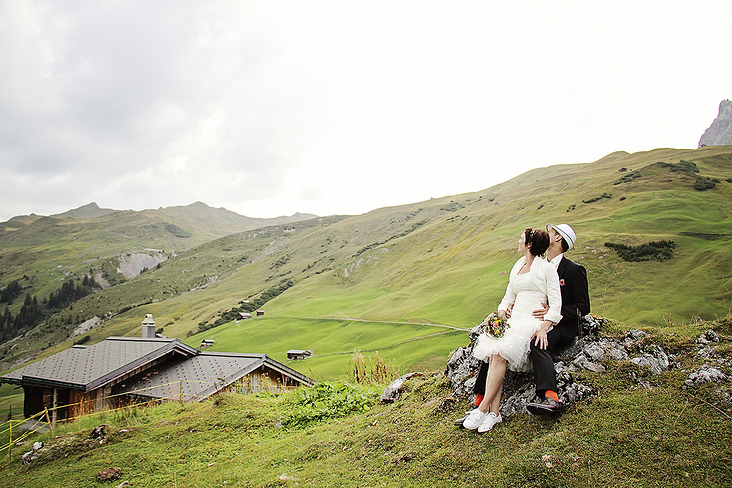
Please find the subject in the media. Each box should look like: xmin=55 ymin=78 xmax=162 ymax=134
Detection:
xmin=1 ymin=1 xmax=731 ymax=220
xmin=0 ymin=1 xmax=332 ymax=217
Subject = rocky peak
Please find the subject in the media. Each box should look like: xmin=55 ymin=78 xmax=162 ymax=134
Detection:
xmin=699 ymin=99 xmax=732 ymax=147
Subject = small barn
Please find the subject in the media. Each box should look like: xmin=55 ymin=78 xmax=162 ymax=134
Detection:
xmin=287 ymin=349 xmax=314 ymax=360
xmin=1 ymin=315 xmax=314 ymax=422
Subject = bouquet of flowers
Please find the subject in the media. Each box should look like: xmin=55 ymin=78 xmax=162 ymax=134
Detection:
xmin=481 ymin=312 xmax=509 ymax=339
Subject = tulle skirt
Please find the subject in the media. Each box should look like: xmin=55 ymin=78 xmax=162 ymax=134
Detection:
xmin=472 ymin=289 xmax=546 ymax=372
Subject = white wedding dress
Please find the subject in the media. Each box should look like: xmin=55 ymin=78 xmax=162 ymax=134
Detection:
xmin=472 ymin=272 xmax=547 ymax=372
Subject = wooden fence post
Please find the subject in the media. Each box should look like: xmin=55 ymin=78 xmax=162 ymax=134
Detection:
xmin=44 ymin=408 xmax=54 ymax=438
xmin=8 ymin=420 xmax=12 ymax=463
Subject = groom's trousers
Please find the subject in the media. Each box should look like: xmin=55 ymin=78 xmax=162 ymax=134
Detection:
xmin=472 ymin=321 xmax=578 ymax=398
xmin=529 ymin=322 xmax=578 ymax=397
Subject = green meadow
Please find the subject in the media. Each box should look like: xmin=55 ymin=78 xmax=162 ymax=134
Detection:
xmin=2 ymin=145 xmax=732 ymax=389
xmin=184 ymin=317 xmax=468 ymax=381
xmin=3 ymin=313 xmax=731 ymax=487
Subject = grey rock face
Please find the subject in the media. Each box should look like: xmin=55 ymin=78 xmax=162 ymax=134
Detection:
xmin=444 ymin=345 xmax=482 ymax=396
xmin=624 ymin=329 xmax=647 ymax=347
xmin=21 ymin=441 xmax=44 ymax=465
xmin=684 ymin=365 xmax=728 ymax=388
xmin=696 ymin=329 xmax=720 ymax=345
xmin=699 ymin=100 xmax=732 ymax=147
xmin=697 ymin=345 xmax=717 ymax=359
xmin=380 ymin=372 xmax=423 ymax=403
xmin=499 ymin=381 xmax=537 ymax=417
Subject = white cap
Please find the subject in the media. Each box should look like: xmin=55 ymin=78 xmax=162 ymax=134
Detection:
xmin=547 ymin=223 xmax=576 ymax=250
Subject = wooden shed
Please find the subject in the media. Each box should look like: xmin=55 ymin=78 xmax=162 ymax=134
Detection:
xmin=2 ymin=316 xmax=314 ymax=422
xmin=286 ymin=349 xmax=314 ymax=360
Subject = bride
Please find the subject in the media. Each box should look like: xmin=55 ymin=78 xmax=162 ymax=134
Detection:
xmin=463 ymin=228 xmax=562 ymax=433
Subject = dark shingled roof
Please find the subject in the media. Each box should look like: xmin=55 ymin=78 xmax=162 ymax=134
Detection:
xmin=115 ymin=351 xmax=314 ymax=401
xmin=1 ymin=337 xmax=198 ymax=391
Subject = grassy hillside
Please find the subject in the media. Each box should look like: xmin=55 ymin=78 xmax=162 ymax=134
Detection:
xmin=2 ymin=147 xmax=732 ymax=486
xmin=3 ymin=317 xmax=731 ymax=487
xmin=184 ymin=317 xmax=467 ymax=381
xmin=2 ymin=146 xmax=732 ymax=382
xmin=0 ymin=201 xmax=317 ymax=291
xmin=0 ymin=204 xmax=317 ymax=361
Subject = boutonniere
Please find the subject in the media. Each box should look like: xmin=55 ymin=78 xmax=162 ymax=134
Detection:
xmin=559 ymin=279 xmax=566 ymax=286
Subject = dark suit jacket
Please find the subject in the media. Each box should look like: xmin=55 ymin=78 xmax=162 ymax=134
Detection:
xmin=555 ymin=256 xmax=590 ymax=335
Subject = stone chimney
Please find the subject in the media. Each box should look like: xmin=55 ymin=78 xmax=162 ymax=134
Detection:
xmin=142 ymin=314 xmax=156 ymax=338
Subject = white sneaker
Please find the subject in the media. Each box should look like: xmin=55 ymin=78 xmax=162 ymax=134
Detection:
xmin=477 ymin=412 xmax=503 ymax=433
xmin=462 ymin=408 xmax=487 ymax=430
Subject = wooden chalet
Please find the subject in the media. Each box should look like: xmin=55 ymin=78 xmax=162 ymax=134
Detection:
xmin=1 ymin=316 xmax=314 ymax=422
xmin=286 ymin=349 xmax=314 ymax=360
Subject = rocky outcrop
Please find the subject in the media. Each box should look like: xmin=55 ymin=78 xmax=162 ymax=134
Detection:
xmin=382 ymin=318 xmax=731 ymax=418
xmin=20 ymin=424 xmax=114 ymax=466
xmin=684 ymin=364 xmax=727 ymax=388
xmin=443 ymin=316 xmax=678 ymax=418
xmin=116 ymin=252 xmax=167 ymax=279
xmin=684 ymin=330 xmax=730 ymax=398
xmin=699 ymin=100 xmax=732 ymax=147
xmin=381 ymin=372 xmax=424 ymax=403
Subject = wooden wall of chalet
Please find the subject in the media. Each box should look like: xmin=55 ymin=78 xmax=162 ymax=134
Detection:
xmin=23 ymin=386 xmax=71 ymax=419
xmin=228 ymin=365 xmax=302 ymax=394
xmin=22 ymin=386 xmax=45 ymax=418
xmin=22 ymin=385 xmax=120 ymax=421
xmin=68 ymin=387 xmax=109 ymax=419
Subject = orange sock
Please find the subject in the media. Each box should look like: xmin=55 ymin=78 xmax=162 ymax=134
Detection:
xmin=545 ymin=390 xmax=559 ymax=401
xmin=474 ymin=393 xmax=484 ymax=407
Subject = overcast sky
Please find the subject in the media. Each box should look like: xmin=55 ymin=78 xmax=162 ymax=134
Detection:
xmin=1 ymin=1 xmax=729 ymax=221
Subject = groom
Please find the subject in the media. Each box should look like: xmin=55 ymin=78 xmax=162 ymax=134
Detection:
xmin=455 ymin=223 xmax=589 ymax=424
xmin=525 ymin=223 xmax=590 ymax=414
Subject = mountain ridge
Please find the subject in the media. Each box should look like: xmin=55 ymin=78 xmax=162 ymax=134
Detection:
xmin=1 ymin=146 xmax=731 ymax=379
xmin=2 ymin=201 xmax=317 ymax=226
xmin=50 ymin=202 xmax=116 ymax=219
xmin=1 ymin=201 xmax=318 ymax=248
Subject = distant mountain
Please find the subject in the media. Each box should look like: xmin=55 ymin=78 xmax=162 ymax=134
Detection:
xmin=0 ymin=214 xmax=42 ymax=231
xmin=1 ymin=202 xmax=318 ymax=242
xmin=699 ymin=99 xmax=732 ymax=147
xmin=158 ymin=202 xmax=317 ymax=240
xmin=0 ymin=202 xmax=321 ymax=324
xmin=51 ymin=202 xmax=116 ymax=219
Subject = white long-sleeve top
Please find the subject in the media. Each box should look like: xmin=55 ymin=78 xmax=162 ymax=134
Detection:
xmin=497 ymin=255 xmax=563 ymax=325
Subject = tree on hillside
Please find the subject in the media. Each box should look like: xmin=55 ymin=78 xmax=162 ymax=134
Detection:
xmin=0 ymin=280 xmax=22 ymax=304
xmin=0 ymin=276 xmax=102 ymax=342
xmin=47 ymin=277 xmax=100 ymax=311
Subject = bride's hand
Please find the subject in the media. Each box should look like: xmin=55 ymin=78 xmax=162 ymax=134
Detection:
xmin=532 ymin=325 xmax=550 ymax=349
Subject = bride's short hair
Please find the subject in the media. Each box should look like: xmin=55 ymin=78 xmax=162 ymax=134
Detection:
xmin=524 ymin=228 xmax=550 ymax=256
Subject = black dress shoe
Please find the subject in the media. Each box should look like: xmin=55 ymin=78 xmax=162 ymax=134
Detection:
xmin=526 ymin=397 xmax=565 ymax=415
